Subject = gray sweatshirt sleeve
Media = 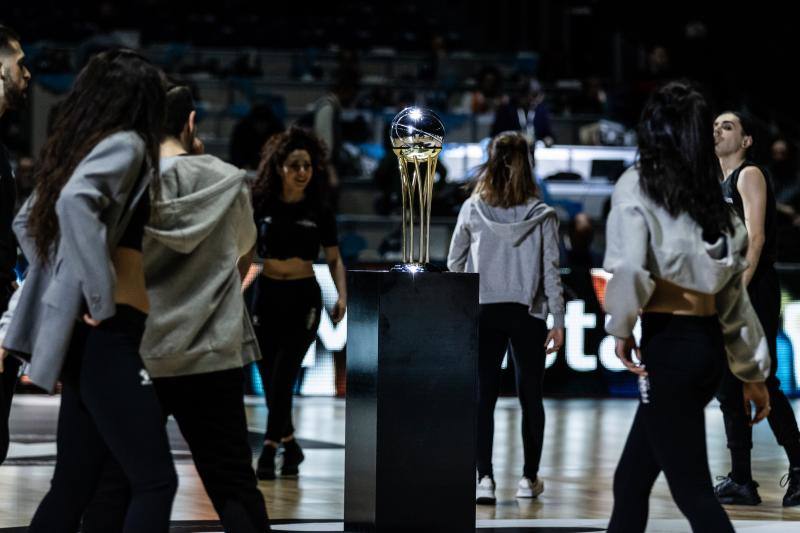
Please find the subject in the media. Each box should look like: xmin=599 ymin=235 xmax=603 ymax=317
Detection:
xmin=235 ymin=186 xmax=257 ymax=256
xmin=447 ymin=200 xmax=471 ymax=272
xmin=541 ymin=216 xmax=565 ymax=328
xmin=602 ymin=202 xmax=655 ymax=338
xmin=714 ymin=271 xmax=770 ymax=382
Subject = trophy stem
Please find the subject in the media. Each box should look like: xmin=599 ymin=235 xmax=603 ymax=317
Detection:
xmin=425 ymin=155 xmax=438 ymax=264
xmin=408 ymin=161 xmax=416 ymax=263
xmin=398 ymin=158 xmax=409 ymax=263
xmin=413 ymin=158 xmax=425 ymax=264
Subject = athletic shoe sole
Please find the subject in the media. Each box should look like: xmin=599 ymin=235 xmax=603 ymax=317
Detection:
xmin=475 ymin=496 xmax=496 ymax=505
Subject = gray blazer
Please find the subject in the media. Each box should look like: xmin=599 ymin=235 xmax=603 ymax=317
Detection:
xmin=3 ymin=131 xmax=152 ymax=392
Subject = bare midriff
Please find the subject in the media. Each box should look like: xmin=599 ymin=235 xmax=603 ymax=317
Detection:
xmin=261 ymin=257 xmax=315 ymax=280
xmin=112 ymin=247 xmax=149 ymax=314
xmin=643 ymin=277 xmax=716 ymax=316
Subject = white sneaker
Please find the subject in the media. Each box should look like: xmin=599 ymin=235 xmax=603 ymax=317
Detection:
xmin=515 ymin=476 xmax=544 ymax=498
xmin=476 ymin=475 xmax=496 ymax=504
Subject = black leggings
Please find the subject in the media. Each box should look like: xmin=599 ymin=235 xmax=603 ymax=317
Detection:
xmin=476 ymin=303 xmax=547 ymax=480
xmin=82 ymin=368 xmax=270 ymax=533
xmin=254 ymin=276 xmax=321 ymax=442
xmin=717 ymin=265 xmax=800 ymax=458
xmin=608 ymin=313 xmax=733 ymax=533
xmin=28 ymin=305 xmax=177 ymax=533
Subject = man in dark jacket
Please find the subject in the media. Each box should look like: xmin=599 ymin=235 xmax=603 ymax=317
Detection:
xmin=491 ymin=75 xmax=554 ymax=147
xmin=0 ymin=24 xmax=30 ymax=466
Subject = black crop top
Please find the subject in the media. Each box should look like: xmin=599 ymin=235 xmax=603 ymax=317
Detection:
xmin=256 ymin=198 xmax=338 ymax=260
xmin=117 ymin=186 xmax=150 ymax=251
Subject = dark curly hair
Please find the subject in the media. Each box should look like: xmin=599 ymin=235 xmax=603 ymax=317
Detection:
xmin=637 ymin=81 xmax=733 ymax=239
xmin=27 ymin=49 xmax=165 ymax=262
xmin=252 ymin=126 xmax=329 ymax=214
xmin=472 ymin=130 xmax=539 ymax=208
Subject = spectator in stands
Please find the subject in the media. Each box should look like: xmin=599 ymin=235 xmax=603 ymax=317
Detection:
xmin=770 ymin=138 xmax=800 ymax=213
xmin=573 ymin=77 xmax=608 ymax=116
xmin=491 ymin=75 xmax=555 ymax=146
xmin=229 ymin=103 xmax=285 ymax=170
xmin=309 ymin=66 xmax=360 ymax=208
xmin=560 ymin=212 xmax=602 ymax=269
xmin=458 ymin=65 xmax=503 ymax=114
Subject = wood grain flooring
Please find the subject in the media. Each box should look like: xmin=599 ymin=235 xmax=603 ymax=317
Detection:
xmin=2 ymin=395 xmax=799 ymax=529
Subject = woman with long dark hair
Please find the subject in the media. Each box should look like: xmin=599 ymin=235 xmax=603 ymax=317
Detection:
xmin=251 ymin=126 xmax=346 ymax=479
xmin=0 ymin=50 xmax=177 ymax=532
xmin=447 ymin=131 xmax=565 ymax=504
xmin=603 ymin=81 xmax=770 ymax=532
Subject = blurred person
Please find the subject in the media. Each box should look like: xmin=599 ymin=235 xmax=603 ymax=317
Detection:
xmin=447 ymin=131 xmax=565 ymax=504
xmin=229 ymin=103 xmax=285 ymax=170
xmin=457 ymin=65 xmax=502 ymax=114
xmin=712 ymin=111 xmax=800 ymax=506
xmin=769 ymin=138 xmax=800 ymax=223
xmin=81 ymin=85 xmax=271 ymax=532
xmin=251 ymin=127 xmax=346 ymax=480
xmin=308 ymin=66 xmax=360 ymax=207
xmin=560 ymin=212 xmax=602 ymax=269
xmin=1 ymin=50 xmax=177 ymax=532
xmin=491 ymin=75 xmax=555 ymax=146
xmin=604 ymin=82 xmax=770 ymax=533
xmin=0 ymin=24 xmax=29 ymax=467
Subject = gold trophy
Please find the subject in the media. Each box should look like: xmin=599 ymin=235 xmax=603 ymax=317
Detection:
xmin=390 ymin=107 xmax=445 ymax=272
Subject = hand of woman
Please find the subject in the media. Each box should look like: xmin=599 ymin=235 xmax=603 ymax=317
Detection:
xmin=0 ymin=347 xmax=6 ymax=374
xmin=83 ymin=314 xmax=101 ymax=327
xmin=331 ymin=298 xmax=346 ymax=324
xmin=615 ymin=336 xmax=647 ymax=376
xmin=544 ymin=327 xmax=564 ymax=354
xmin=742 ymin=381 xmax=771 ymax=425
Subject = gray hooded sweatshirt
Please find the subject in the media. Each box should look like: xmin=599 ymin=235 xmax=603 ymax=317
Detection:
xmin=447 ymin=195 xmax=565 ymax=328
xmin=140 ymin=154 xmax=259 ymax=378
xmin=603 ymin=167 xmax=769 ymax=382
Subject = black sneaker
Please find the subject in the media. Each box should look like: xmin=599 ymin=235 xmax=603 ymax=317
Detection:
xmin=280 ymin=439 xmax=305 ymax=476
xmin=714 ymin=474 xmax=762 ymax=505
xmin=780 ymin=467 xmax=800 ymax=507
xmin=256 ymin=444 xmax=277 ymax=480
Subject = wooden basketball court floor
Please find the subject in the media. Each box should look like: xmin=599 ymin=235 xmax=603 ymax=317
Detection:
xmin=2 ymin=395 xmax=799 ymax=531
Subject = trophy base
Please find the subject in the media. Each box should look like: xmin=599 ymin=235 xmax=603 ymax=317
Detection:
xmin=390 ymin=262 xmax=443 ymax=273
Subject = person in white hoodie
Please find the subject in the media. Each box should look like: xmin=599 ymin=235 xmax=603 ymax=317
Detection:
xmin=448 ymin=131 xmax=565 ymax=505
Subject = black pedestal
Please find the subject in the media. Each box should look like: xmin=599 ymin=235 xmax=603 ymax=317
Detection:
xmin=344 ymin=270 xmax=479 ymax=532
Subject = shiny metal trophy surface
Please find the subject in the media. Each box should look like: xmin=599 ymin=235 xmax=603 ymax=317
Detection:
xmin=390 ymin=107 xmax=445 ymax=272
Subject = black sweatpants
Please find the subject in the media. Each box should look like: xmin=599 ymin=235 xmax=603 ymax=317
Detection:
xmin=82 ymin=368 xmax=270 ymax=533
xmin=717 ymin=265 xmax=800 ymax=468
xmin=608 ymin=313 xmax=733 ymax=533
xmin=0 ymin=285 xmax=19 ymax=466
xmin=254 ymin=276 xmax=321 ymax=443
xmin=476 ymin=303 xmax=548 ymax=480
xmin=28 ymin=305 xmax=177 ymax=533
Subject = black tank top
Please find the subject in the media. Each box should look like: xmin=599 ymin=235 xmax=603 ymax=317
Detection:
xmin=721 ymin=161 xmax=777 ymax=269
